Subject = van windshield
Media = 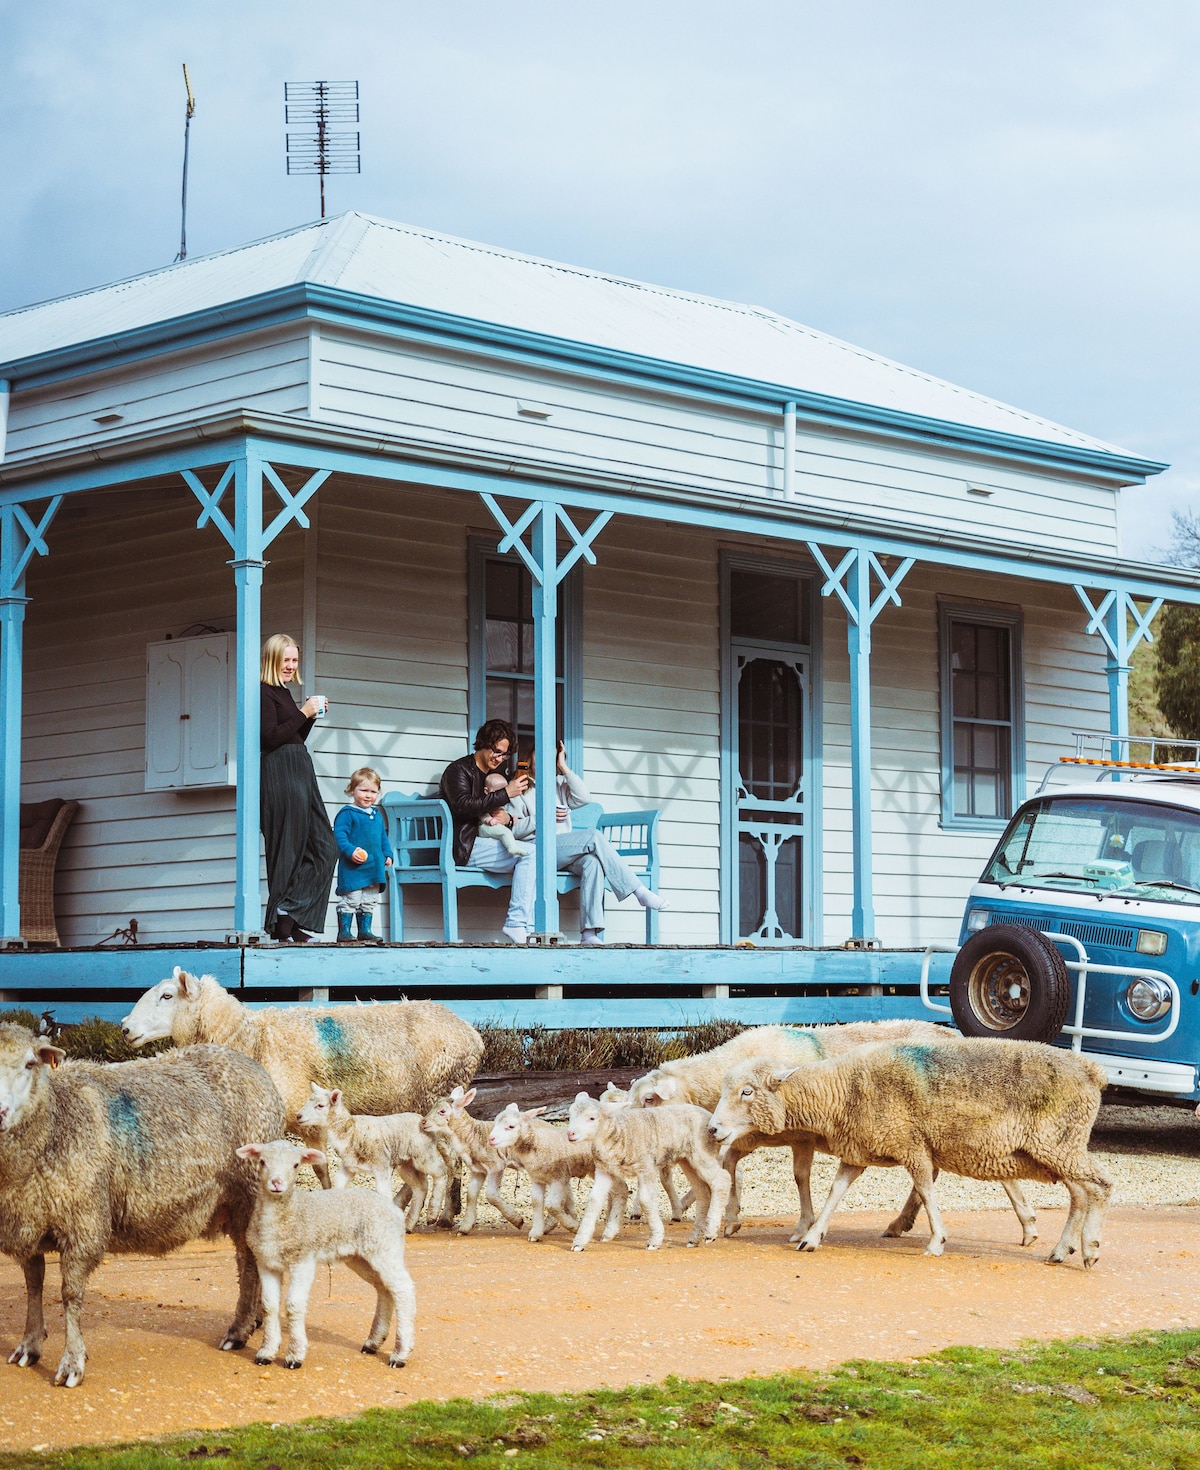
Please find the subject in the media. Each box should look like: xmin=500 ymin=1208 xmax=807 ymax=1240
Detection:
xmin=983 ymin=796 xmax=1200 ymax=903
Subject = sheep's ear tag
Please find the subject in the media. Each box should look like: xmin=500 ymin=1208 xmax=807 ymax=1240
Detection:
xmin=36 ymin=1044 xmax=64 ymax=1070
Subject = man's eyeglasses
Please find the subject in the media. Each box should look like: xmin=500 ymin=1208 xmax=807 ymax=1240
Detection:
xmin=485 ymin=746 xmax=510 ymax=758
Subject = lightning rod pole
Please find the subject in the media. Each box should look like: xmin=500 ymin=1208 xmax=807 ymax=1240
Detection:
xmin=176 ymin=63 xmax=196 ymax=262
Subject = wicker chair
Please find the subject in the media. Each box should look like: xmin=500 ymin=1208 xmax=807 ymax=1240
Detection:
xmin=19 ymin=799 xmax=79 ymax=946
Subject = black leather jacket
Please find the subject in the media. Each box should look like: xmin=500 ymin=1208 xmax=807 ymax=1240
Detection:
xmin=439 ymin=754 xmax=511 ymax=866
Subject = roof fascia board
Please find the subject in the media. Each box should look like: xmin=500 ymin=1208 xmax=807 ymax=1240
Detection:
xmin=0 ymin=414 xmax=1191 ymax=601
xmin=0 ymin=284 xmax=1165 ymax=487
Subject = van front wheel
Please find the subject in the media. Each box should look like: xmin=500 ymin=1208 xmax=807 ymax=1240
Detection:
xmin=949 ymin=925 xmax=1071 ymax=1043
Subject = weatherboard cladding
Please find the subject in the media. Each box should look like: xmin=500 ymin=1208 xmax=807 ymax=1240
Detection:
xmin=19 ymin=477 xmax=1106 ymax=948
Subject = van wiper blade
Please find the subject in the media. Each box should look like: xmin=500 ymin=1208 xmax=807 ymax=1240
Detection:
xmin=1128 ymin=879 xmax=1200 ymax=898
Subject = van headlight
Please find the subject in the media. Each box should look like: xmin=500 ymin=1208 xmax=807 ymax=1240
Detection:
xmin=1126 ymin=977 xmax=1173 ymax=1021
xmin=965 ymin=910 xmax=990 ymax=933
xmin=1136 ymin=930 xmax=1168 ymax=956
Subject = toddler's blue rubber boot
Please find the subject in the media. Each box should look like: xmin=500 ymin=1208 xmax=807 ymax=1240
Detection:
xmin=336 ymin=911 xmax=355 ymax=944
xmin=356 ymin=910 xmax=383 ymax=945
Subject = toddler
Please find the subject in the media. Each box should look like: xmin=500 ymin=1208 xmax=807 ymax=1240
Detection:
xmin=333 ymin=767 xmax=394 ymax=943
xmin=477 ymin=771 xmax=531 ymax=857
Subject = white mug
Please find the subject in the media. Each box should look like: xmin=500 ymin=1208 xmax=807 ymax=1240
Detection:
xmin=311 ymin=694 xmax=329 ymax=718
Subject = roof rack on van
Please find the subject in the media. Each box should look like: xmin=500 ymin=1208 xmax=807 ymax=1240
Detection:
xmin=1035 ymin=733 xmax=1200 ymax=793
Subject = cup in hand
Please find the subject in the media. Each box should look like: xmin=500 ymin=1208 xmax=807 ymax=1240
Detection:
xmin=311 ymin=694 xmax=329 ymax=718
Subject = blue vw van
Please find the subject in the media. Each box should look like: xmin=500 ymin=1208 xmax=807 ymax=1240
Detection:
xmin=924 ymin=748 xmax=1200 ymax=1102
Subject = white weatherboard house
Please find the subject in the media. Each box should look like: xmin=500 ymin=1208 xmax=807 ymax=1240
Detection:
xmin=0 ymin=212 xmax=1196 ymax=1024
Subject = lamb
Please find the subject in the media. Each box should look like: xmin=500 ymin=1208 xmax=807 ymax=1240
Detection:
xmin=487 ymin=1103 xmax=595 ymax=1241
xmin=566 ymin=1090 xmax=731 ymax=1250
xmin=0 ymin=1024 xmax=286 ymax=1387
xmin=420 ymin=1086 xmax=525 ymax=1234
xmin=709 ymin=1040 xmax=1111 ymax=1266
xmin=121 ymin=969 xmax=483 ymax=1183
xmin=626 ymin=1019 xmax=1037 ymax=1245
xmin=236 ymin=1139 xmax=415 ymax=1369
xmin=296 ymin=1084 xmax=453 ymax=1230
xmin=594 ymin=1083 xmax=685 ymax=1224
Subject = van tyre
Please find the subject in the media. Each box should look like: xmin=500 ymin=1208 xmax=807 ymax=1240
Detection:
xmin=949 ymin=924 xmax=1071 ymax=1044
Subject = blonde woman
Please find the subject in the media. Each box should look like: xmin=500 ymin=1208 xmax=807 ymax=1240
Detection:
xmin=260 ymin=633 xmax=337 ymax=942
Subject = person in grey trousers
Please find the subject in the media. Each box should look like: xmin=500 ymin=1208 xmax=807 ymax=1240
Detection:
xmin=506 ymin=742 xmax=668 ymax=945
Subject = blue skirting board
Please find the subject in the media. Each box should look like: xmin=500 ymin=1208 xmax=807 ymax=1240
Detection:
xmin=0 ymin=943 xmax=955 ymax=1028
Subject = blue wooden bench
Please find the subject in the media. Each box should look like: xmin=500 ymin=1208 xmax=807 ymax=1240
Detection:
xmin=381 ymin=794 xmax=661 ymax=943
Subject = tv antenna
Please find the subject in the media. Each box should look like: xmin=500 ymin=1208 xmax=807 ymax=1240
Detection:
xmin=175 ymin=63 xmax=196 ymax=262
xmin=285 ymin=80 xmax=360 ymax=218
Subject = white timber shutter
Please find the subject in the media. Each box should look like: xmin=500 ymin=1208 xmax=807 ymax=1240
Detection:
xmin=145 ymin=633 xmax=234 ymax=790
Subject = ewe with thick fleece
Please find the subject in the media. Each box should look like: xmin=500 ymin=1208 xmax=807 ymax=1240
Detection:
xmin=122 ymin=970 xmax=482 ymax=1179
xmin=0 ymin=1025 xmax=285 ymax=1387
xmin=296 ymin=1085 xmax=452 ymax=1230
xmin=566 ymin=1091 xmax=731 ymax=1250
xmin=421 ymin=1086 xmax=524 ymax=1234
xmin=710 ymin=1040 xmax=1110 ymax=1265
xmin=238 ymin=1139 xmax=416 ymax=1369
xmin=629 ymin=1018 xmax=960 ymax=1238
xmin=487 ymin=1103 xmax=595 ymax=1241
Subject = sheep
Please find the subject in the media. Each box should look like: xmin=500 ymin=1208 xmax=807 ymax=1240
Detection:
xmin=121 ymin=969 xmax=483 ymax=1184
xmin=486 ymin=1103 xmax=596 ymax=1241
xmin=709 ymin=1040 xmax=1110 ymax=1266
xmin=236 ymin=1139 xmax=416 ymax=1369
xmin=626 ymin=1019 xmax=1037 ymax=1245
xmin=295 ymin=1084 xmax=454 ymax=1230
xmin=0 ymin=1023 xmax=286 ymax=1388
xmin=595 ymin=1083 xmax=685 ymax=1224
xmin=420 ymin=1086 xmax=525 ymax=1234
xmin=566 ymin=1090 xmax=731 ymax=1250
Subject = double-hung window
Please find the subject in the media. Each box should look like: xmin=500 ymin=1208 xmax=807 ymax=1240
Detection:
xmin=939 ymin=603 xmax=1024 ymax=828
xmin=468 ymin=537 xmax=583 ymax=769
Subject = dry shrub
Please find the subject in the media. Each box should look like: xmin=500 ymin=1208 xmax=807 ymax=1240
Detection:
xmin=477 ymin=1018 xmax=747 ymax=1074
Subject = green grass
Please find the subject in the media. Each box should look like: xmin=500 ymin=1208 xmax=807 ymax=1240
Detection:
xmin=9 ymin=1328 xmax=1200 ymax=1469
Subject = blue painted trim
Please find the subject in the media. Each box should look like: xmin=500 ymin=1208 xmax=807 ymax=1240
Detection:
xmin=938 ymin=600 xmax=1025 ymax=829
xmin=3 ymin=431 xmax=1198 ymax=607
xmin=0 ymin=282 xmax=1167 ymax=485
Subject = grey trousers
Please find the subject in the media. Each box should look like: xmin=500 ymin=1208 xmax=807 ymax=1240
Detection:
xmin=555 ymin=829 xmax=640 ymax=932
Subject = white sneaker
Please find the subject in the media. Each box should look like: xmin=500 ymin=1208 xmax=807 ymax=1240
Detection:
xmin=580 ymin=929 xmax=604 ymax=947
xmin=503 ymin=926 xmax=528 ymax=946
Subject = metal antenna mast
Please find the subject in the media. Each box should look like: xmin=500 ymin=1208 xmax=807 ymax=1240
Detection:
xmin=285 ymin=80 xmax=360 ymax=218
xmin=176 ymin=63 xmax=196 ymax=262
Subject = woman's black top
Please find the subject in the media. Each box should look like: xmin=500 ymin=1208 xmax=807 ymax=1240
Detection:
xmin=261 ymin=683 xmax=314 ymax=753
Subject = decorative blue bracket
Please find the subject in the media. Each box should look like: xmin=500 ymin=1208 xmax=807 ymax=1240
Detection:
xmin=1074 ymin=585 xmax=1163 ymax=756
xmin=0 ymin=496 xmax=63 ymax=943
xmin=808 ymin=543 xmax=914 ymax=941
xmin=480 ymin=493 xmax=611 ymax=938
xmin=182 ymin=454 xmax=330 ymax=940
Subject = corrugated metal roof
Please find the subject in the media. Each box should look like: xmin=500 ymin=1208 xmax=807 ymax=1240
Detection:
xmin=0 ymin=211 xmax=1129 ymax=456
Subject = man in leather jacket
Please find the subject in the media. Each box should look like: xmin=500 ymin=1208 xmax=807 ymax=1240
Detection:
xmin=438 ymin=720 xmax=534 ymax=944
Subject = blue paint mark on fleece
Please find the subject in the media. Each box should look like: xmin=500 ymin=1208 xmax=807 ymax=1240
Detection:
xmin=107 ymin=1090 xmax=149 ymax=1159
xmin=314 ymin=1014 xmax=356 ymax=1079
xmin=895 ymin=1044 xmax=942 ymax=1079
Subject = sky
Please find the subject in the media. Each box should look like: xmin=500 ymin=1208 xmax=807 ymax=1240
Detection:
xmin=1 ymin=1 xmax=1196 ymax=561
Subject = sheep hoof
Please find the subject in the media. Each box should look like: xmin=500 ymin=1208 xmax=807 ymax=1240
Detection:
xmin=1046 ymin=1250 xmax=1067 ymax=1266
xmin=924 ymin=1242 xmax=945 ymax=1257
xmin=647 ymin=1241 xmax=662 ymax=1251
xmin=796 ymin=1236 xmax=821 ymax=1252
xmin=219 ymin=1335 xmax=246 ymax=1352
xmin=1021 ymin=1232 xmax=1039 ymax=1247
xmin=361 ymin=1342 xmax=379 ymax=1355
xmin=54 ymin=1367 xmax=83 ymax=1389
xmin=7 ymin=1347 xmax=39 ymax=1368
xmin=388 ymin=1353 xmax=408 ymax=1369
xmin=254 ymin=1352 xmax=274 ymax=1366
xmin=571 ymin=1245 xmax=586 ymax=1253
xmin=283 ymin=1358 xmax=304 ymax=1370
xmin=723 ymin=1220 xmax=742 ymax=1237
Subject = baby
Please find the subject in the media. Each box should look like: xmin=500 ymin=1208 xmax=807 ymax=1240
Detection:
xmin=477 ymin=771 xmax=531 ymax=857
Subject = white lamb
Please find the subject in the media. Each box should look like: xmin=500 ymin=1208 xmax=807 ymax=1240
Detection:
xmin=566 ymin=1090 xmax=731 ymax=1250
xmin=296 ymin=1084 xmax=452 ymax=1231
xmin=236 ymin=1139 xmax=416 ymax=1369
xmin=420 ymin=1086 xmax=524 ymax=1234
xmin=487 ymin=1103 xmax=594 ymax=1242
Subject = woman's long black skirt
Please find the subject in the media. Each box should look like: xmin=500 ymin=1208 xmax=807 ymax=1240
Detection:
xmin=260 ymin=743 xmax=337 ymax=936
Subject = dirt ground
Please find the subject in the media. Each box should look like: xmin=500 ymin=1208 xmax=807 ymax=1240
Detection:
xmin=2 ymin=1202 xmax=1200 ymax=1453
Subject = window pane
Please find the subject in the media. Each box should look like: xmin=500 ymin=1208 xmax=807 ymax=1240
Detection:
xmin=739 ymin=833 xmax=766 ymax=935
xmin=486 ymin=620 xmax=520 ymax=673
xmin=775 ymin=837 xmax=802 ymax=938
xmin=485 ymin=560 xmax=522 ymax=621
xmin=730 ymin=570 xmax=809 ymax=644
xmin=947 ymin=616 xmax=1015 ymax=820
xmin=738 ymin=659 xmax=803 ymax=802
